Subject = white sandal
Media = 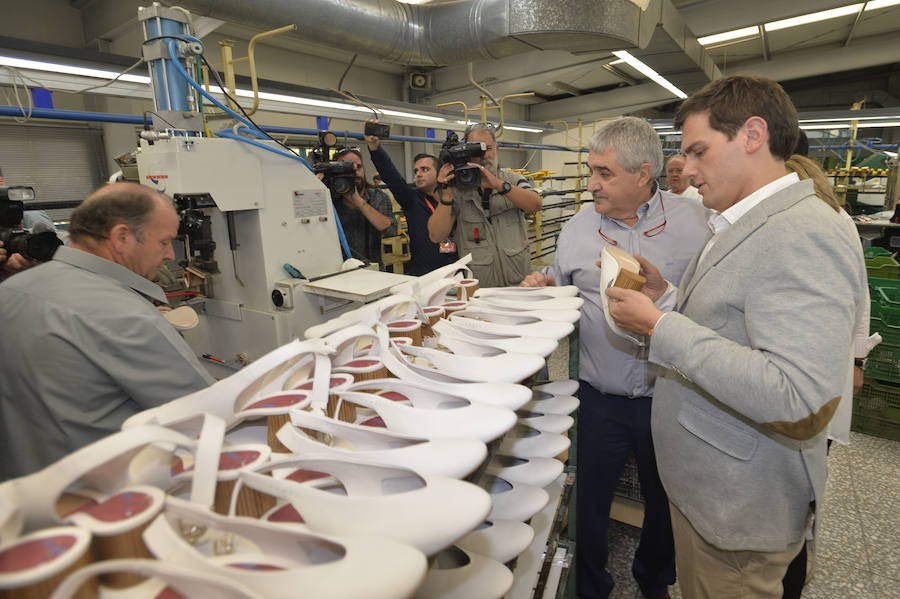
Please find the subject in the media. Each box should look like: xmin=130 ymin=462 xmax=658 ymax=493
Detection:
xmin=463 ymin=301 xmax=582 ymax=324
xmin=486 ymin=455 xmax=564 ymax=488
xmin=124 ymin=339 xmax=336 ymax=430
xmin=498 ymin=424 xmax=571 ymax=459
xmin=516 ymin=409 xmax=575 ymax=434
xmin=430 ymin=319 xmax=558 ymax=358
xmin=143 ymin=494 xmax=427 ymax=599
xmin=394 ymin=341 xmax=544 ymax=383
xmin=533 ymin=380 xmax=580 ymax=396
xmin=275 ymin=411 xmax=487 ymax=479
xmin=50 ymin=558 xmax=264 ymax=599
xmin=477 ymin=474 xmax=549 ymax=522
xmin=473 ymin=285 xmax=580 ymax=299
xmin=237 ymin=456 xmax=491 ymax=555
xmin=522 ymin=391 xmax=580 ymax=416
xmin=455 ymin=519 xmax=535 ymax=564
xmin=449 ymin=308 xmax=575 ymax=340
xmin=468 ymin=294 xmax=585 ymax=312
xmin=329 ymin=389 xmax=517 ymax=443
xmin=415 ymin=545 xmax=513 ymax=599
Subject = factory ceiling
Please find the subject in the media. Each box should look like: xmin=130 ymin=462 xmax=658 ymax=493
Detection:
xmin=9 ymin=0 xmax=900 ymax=126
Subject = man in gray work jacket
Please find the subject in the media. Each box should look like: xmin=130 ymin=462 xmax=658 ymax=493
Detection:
xmin=427 ymin=123 xmax=542 ymax=287
xmin=609 ymin=75 xmax=866 ymax=598
xmin=0 ymin=182 xmax=214 ymax=480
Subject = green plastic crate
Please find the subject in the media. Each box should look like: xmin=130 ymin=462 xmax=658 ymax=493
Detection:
xmin=865 ymin=256 xmax=900 ymax=279
xmin=869 ymin=277 xmax=900 ymax=307
xmin=864 ymin=247 xmax=892 ymax=258
xmin=865 ymin=344 xmax=900 ymax=384
xmin=854 ymin=378 xmax=900 ymax=420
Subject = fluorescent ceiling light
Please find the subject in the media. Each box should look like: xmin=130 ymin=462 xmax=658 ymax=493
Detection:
xmin=697 ymin=26 xmax=759 ymax=46
xmin=504 ymin=125 xmax=544 ymax=133
xmin=765 ymin=4 xmax=863 ymax=32
xmin=0 ymin=53 xmax=543 ymax=129
xmin=0 ymin=55 xmax=150 ymax=84
xmin=610 ymin=51 xmax=687 ymax=99
xmin=800 ymin=121 xmax=900 ymax=130
xmin=700 ymin=1 xmax=900 ymax=46
xmin=453 ymin=120 xmax=544 ymax=133
xmin=866 ymin=0 xmax=900 ymax=9
xmin=799 ymin=115 xmax=900 ymax=123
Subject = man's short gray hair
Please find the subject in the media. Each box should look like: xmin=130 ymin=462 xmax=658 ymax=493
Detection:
xmin=589 ymin=117 xmax=663 ymax=178
xmin=667 ymin=153 xmax=686 ymax=165
xmin=463 ymin=122 xmax=496 ymax=143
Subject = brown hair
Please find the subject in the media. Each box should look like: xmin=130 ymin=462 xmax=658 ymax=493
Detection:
xmin=785 ymin=154 xmax=841 ymax=212
xmin=674 ymin=75 xmax=799 ymax=161
xmin=69 ymin=182 xmax=168 ymax=243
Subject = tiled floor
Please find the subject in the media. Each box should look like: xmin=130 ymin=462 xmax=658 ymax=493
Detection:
xmin=602 ymin=432 xmax=900 ymax=599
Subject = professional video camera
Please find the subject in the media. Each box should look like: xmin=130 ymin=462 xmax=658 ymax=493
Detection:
xmin=439 ymin=133 xmax=487 ymax=188
xmin=0 ymin=186 xmax=62 ymax=263
xmin=309 ymin=130 xmax=358 ymax=201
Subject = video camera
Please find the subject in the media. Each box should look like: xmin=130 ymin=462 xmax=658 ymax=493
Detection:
xmin=0 ymin=186 xmax=62 ymax=263
xmin=309 ymin=130 xmax=358 ymax=201
xmin=439 ymin=133 xmax=487 ymax=188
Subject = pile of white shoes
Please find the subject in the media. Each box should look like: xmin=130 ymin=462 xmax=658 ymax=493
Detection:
xmin=0 ymin=255 xmax=581 ymax=599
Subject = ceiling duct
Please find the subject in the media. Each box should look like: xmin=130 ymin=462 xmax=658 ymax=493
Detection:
xmin=169 ymin=0 xmax=660 ymax=66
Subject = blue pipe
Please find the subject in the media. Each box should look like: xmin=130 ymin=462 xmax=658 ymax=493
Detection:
xmin=0 ymin=105 xmax=145 ymax=124
xmin=3 ymin=105 xmax=896 ymax=153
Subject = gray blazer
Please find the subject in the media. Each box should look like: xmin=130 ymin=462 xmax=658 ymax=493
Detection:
xmin=648 ymin=179 xmax=866 ymax=552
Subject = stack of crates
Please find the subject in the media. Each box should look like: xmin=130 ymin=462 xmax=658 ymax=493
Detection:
xmin=855 ymin=246 xmax=900 ymax=440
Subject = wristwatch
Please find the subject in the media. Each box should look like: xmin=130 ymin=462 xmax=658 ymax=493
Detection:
xmin=854 ymin=358 xmax=867 ymax=370
xmin=498 ymin=181 xmax=512 ymax=195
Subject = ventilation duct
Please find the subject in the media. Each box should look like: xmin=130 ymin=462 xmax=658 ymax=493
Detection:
xmin=170 ymin=0 xmax=660 ymax=66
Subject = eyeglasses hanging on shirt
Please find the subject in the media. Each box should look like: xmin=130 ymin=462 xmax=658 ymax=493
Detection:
xmin=597 ymin=194 xmax=667 ymax=246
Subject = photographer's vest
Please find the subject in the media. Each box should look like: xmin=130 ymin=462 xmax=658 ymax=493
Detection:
xmin=454 ymin=169 xmax=532 ymax=287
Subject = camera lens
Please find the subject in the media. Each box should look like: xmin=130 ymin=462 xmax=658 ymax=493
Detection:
xmin=332 ymin=176 xmax=353 ymax=196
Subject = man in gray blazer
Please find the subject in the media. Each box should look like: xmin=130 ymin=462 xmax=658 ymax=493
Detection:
xmin=607 ymin=75 xmax=866 ymax=598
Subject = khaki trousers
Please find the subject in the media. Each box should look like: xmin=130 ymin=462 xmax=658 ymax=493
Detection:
xmin=670 ymin=503 xmax=805 ymax=599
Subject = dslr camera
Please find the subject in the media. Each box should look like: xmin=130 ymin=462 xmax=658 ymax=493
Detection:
xmin=439 ymin=133 xmax=487 ymax=188
xmin=0 ymin=186 xmax=62 ymax=263
xmin=309 ymin=130 xmax=358 ymax=201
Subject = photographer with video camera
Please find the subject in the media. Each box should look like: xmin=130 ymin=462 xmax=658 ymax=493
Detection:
xmin=0 ymin=186 xmax=63 ymax=279
xmin=364 ymin=119 xmax=458 ymax=276
xmin=319 ymin=147 xmax=397 ymax=268
xmin=427 ymin=123 xmax=541 ymax=287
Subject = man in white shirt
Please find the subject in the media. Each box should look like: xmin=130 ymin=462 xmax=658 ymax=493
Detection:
xmin=606 ymin=75 xmax=865 ymax=599
xmin=664 ymin=153 xmax=702 ymax=202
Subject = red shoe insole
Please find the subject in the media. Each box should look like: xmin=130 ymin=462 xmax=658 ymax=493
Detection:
xmin=0 ymin=535 xmax=77 ymax=572
xmin=62 ymin=490 xmax=154 ymax=523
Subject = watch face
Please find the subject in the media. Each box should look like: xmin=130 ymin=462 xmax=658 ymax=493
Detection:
xmin=501 ymin=182 xmax=512 ymax=194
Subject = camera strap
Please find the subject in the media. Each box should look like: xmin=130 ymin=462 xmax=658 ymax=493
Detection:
xmin=479 ymin=188 xmax=492 ymax=221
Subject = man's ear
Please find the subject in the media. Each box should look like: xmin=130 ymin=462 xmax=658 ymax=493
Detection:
xmin=636 ymin=162 xmax=653 ymax=187
xmin=108 ymin=223 xmax=131 ymax=252
xmin=742 ymin=116 xmax=769 ymax=154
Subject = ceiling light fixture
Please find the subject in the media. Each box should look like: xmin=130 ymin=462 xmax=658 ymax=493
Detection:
xmin=697 ymin=26 xmax=759 ymax=46
xmin=765 ymin=4 xmax=864 ymax=32
xmin=0 ymin=54 xmax=150 ymax=84
xmin=699 ymin=1 xmax=900 ymax=47
xmin=610 ymin=50 xmax=687 ymax=99
xmin=0 ymin=53 xmax=547 ymax=131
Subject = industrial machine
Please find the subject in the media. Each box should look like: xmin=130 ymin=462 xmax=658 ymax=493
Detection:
xmin=134 ymin=3 xmax=409 ymax=372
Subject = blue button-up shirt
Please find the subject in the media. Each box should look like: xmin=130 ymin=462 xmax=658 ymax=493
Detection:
xmin=544 ymin=189 xmax=710 ymax=397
